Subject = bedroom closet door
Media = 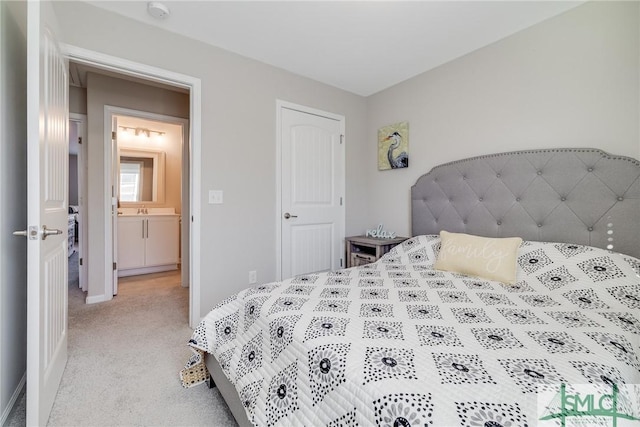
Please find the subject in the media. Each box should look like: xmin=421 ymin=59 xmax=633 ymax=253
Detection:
xmin=24 ymin=1 xmax=69 ymax=425
xmin=279 ymin=105 xmax=345 ymax=279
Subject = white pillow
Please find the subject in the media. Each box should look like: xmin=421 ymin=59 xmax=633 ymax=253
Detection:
xmin=434 ymin=231 xmax=522 ymax=284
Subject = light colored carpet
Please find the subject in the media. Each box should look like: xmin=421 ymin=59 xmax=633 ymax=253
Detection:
xmin=5 ymin=251 xmax=237 ymax=427
xmin=4 ymin=387 xmax=25 ymax=427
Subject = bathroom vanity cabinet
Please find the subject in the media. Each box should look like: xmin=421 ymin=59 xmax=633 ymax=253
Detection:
xmin=117 ymin=214 xmax=179 ymax=277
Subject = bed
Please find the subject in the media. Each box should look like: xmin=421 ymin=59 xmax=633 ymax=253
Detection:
xmin=184 ymin=148 xmax=640 ymax=426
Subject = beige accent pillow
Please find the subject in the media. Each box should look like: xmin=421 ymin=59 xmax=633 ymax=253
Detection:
xmin=434 ymin=231 xmax=522 ymax=284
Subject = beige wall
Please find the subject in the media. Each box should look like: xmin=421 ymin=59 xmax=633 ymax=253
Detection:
xmin=69 ymin=154 xmax=78 ymax=205
xmin=54 ymin=2 xmax=369 ymax=311
xmin=366 ymin=1 xmax=640 ymax=237
xmin=69 ymin=86 xmax=87 ymax=115
xmin=0 ymin=0 xmax=27 ymax=420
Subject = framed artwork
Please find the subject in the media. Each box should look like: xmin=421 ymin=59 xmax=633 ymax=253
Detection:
xmin=378 ymin=121 xmax=409 ymax=170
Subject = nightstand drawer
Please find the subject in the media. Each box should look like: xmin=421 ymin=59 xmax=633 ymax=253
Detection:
xmin=351 ymin=252 xmax=377 ymax=267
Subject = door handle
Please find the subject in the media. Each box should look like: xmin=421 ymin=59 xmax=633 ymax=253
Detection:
xmin=14 ymin=225 xmax=61 ymax=240
xmin=13 ymin=226 xmax=39 ymax=240
xmin=41 ymin=225 xmax=63 ymax=240
xmin=141 ymin=219 xmax=149 ymax=239
xmin=283 ymin=213 xmax=298 ymax=219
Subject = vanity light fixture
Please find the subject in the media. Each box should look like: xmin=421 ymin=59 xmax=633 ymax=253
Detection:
xmin=119 ymin=126 xmax=165 ymax=138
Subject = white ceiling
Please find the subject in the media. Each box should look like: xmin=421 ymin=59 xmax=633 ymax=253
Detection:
xmin=87 ymin=1 xmax=583 ymax=96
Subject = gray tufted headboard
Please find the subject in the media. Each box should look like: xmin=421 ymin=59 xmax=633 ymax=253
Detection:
xmin=412 ymin=148 xmax=640 ymax=259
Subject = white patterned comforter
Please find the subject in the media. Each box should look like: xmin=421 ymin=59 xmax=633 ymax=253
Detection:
xmin=188 ymin=235 xmax=640 ymax=426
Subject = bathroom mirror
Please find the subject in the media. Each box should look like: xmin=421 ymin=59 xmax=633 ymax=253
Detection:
xmin=118 ymin=148 xmax=165 ymax=204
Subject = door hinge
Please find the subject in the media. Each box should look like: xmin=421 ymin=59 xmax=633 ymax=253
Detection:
xmin=78 ymin=137 xmax=82 ymax=145
xmin=111 ymin=131 xmax=116 ymax=140
xmin=113 ymin=262 xmax=117 ymax=271
xmin=79 ymin=258 xmax=83 ymax=266
xmin=340 ymin=134 xmax=344 ymax=144
xmin=340 ymin=197 xmax=343 ymax=206
xmin=340 ymin=258 xmax=343 ymax=267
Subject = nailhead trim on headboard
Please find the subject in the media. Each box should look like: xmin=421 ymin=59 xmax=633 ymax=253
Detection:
xmin=411 ymin=148 xmax=640 ymax=259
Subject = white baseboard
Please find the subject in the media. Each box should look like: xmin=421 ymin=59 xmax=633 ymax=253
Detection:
xmin=0 ymin=372 xmax=26 ymax=425
xmin=86 ymin=294 xmax=109 ymax=304
xmin=117 ymin=264 xmax=178 ymax=278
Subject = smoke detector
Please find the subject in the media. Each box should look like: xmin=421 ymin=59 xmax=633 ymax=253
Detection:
xmin=147 ymin=2 xmax=170 ymax=20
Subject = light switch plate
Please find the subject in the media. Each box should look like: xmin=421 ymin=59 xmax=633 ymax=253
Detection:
xmin=209 ymin=190 xmax=223 ymax=204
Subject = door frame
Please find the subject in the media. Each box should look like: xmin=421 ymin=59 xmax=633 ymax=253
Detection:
xmin=105 ymin=106 xmax=190 ymax=293
xmin=62 ymin=44 xmax=202 ymax=328
xmin=69 ymin=113 xmax=88 ymax=291
xmin=275 ymin=100 xmax=346 ymax=281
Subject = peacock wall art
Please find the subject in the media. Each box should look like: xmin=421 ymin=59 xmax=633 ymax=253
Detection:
xmin=377 ymin=121 xmax=409 ymax=171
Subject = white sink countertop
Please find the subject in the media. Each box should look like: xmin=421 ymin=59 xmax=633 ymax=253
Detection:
xmin=118 ymin=207 xmax=177 ymax=216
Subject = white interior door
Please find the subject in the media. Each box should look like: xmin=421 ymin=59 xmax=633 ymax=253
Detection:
xmin=181 ymin=123 xmax=190 ymax=288
xmin=26 ymin=1 xmax=69 ymax=425
xmin=79 ymin=118 xmax=88 ymax=291
xmin=111 ymin=116 xmax=119 ymax=295
xmin=70 ymin=114 xmax=88 ymax=292
xmin=280 ymin=106 xmax=345 ymax=279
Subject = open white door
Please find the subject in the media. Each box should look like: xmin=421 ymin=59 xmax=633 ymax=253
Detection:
xmin=25 ymin=1 xmax=69 ymax=425
xmin=70 ymin=114 xmax=89 ymax=292
xmin=111 ymin=116 xmax=120 ymax=295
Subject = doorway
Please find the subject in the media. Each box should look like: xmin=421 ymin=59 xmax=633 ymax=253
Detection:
xmin=64 ymin=45 xmax=202 ymax=328
xmin=108 ymin=110 xmax=189 ymax=296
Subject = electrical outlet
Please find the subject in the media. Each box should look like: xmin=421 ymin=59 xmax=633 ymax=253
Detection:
xmin=249 ymin=270 xmax=257 ymax=284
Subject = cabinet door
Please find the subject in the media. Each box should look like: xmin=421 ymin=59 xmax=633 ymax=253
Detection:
xmin=117 ymin=217 xmax=146 ymax=270
xmin=145 ymin=216 xmax=179 ymax=267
